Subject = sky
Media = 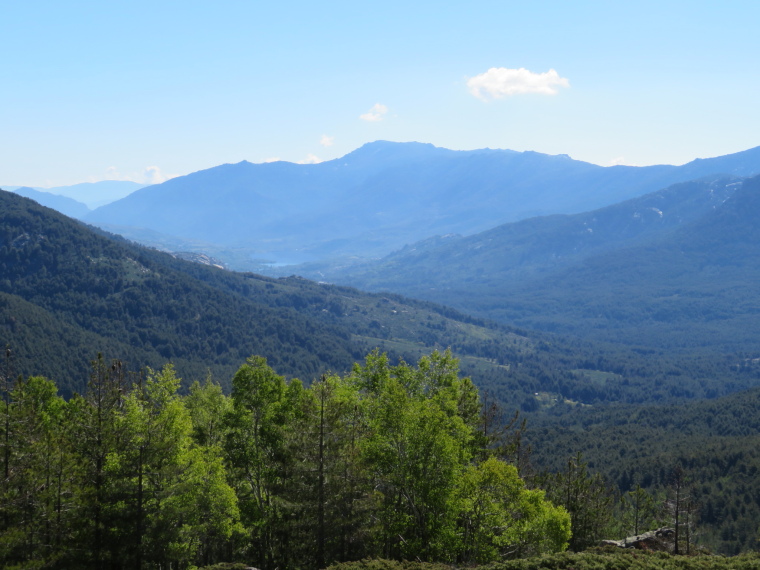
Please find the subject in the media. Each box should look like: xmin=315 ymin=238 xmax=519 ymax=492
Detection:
xmin=3 ymin=0 xmax=760 ymax=188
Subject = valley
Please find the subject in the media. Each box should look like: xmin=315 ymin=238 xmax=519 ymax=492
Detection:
xmin=5 ymin=141 xmax=760 ymax=564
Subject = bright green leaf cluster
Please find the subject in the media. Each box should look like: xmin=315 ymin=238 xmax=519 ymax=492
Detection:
xmin=0 ymin=350 xmax=569 ymax=569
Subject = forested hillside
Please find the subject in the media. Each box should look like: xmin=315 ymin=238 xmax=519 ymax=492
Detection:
xmin=323 ymin=176 xmax=740 ymax=292
xmin=3 ymin=188 xmax=760 ymax=406
xmin=0 ymin=188 xmax=644 ymax=406
xmin=11 ymin=187 xmax=90 ymax=218
xmin=0 ymin=190 xmax=360 ymax=394
xmin=327 ymin=174 xmax=760 ymax=352
xmin=527 ymin=387 xmax=760 ymax=554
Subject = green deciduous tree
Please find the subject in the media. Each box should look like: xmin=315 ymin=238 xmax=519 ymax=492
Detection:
xmin=0 ymin=375 xmax=70 ymax=567
xmin=357 ymin=351 xmax=473 ymax=561
xmin=225 ymin=355 xmax=303 ymax=569
xmin=456 ymin=456 xmax=570 ymax=562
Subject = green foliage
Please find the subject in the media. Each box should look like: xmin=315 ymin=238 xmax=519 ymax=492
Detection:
xmin=529 ymin=387 xmax=760 ymax=554
xmin=327 ymin=550 xmax=760 ymax=570
xmin=0 ymin=350 xmax=572 ymax=569
xmin=540 ymin=453 xmax=615 ymax=552
xmin=0 ymin=375 xmax=69 ymax=566
xmin=456 ymin=457 xmax=570 ymax=562
xmin=224 ymin=355 xmax=301 ymax=568
xmin=617 ymin=485 xmax=664 ymax=538
xmin=185 ymin=376 xmax=232 ymax=448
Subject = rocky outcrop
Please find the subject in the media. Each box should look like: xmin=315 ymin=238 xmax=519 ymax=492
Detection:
xmin=601 ymin=528 xmax=675 ymax=550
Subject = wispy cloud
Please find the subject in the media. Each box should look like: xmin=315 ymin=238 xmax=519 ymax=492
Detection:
xmin=320 ymin=134 xmax=335 ymax=147
xmin=95 ymin=165 xmax=177 ymax=184
xmin=143 ymin=166 xmax=174 ymax=184
xmin=298 ymin=153 xmax=322 ymax=164
xmin=360 ymin=103 xmax=388 ymax=122
xmin=467 ymin=67 xmax=569 ymax=100
xmin=103 ymin=166 xmax=122 ymax=181
xmin=608 ymin=156 xmax=638 ymax=167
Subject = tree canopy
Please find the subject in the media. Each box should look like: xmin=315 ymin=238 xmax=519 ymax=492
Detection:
xmin=0 ymin=350 xmax=570 ymax=569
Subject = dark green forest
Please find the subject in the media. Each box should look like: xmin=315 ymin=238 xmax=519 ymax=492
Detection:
xmin=3 ymin=189 xmax=758 ymax=411
xmin=527 ymin=387 xmax=760 ymax=555
xmin=328 ymin=175 xmax=760 ymax=354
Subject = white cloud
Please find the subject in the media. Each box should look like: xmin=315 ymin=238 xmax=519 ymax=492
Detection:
xmin=143 ymin=166 xmax=175 ymax=184
xmin=320 ymin=134 xmax=335 ymax=147
xmin=105 ymin=166 xmax=121 ymax=180
xmin=608 ymin=156 xmax=638 ymax=167
xmin=90 ymin=165 xmax=177 ymax=185
xmin=263 ymin=157 xmax=282 ymax=163
xmin=298 ymin=153 xmax=322 ymax=164
xmin=87 ymin=166 xmax=128 ymax=182
xmin=467 ymin=67 xmax=570 ymax=100
xmin=360 ymin=103 xmax=388 ymax=122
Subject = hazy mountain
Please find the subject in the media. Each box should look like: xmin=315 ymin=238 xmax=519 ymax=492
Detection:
xmin=323 ymin=176 xmax=741 ymax=289
xmin=44 ymin=180 xmax=146 ymax=208
xmin=4 ymin=180 xmax=144 ymax=209
xmin=10 ymin=186 xmax=91 ymax=218
xmin=85 ymin=142 xmax=760 ymax=269
xmin=326 ymin=174 xmax=760 ymax=352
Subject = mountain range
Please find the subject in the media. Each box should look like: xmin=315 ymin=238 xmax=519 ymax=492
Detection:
xmin=5 ymin=180 xmax=145 ymax=210
xmin=11 ymin=186 xmax=92 ymax=219
xmin=321 ymin=173 xmax=760 ymax=352
xmin=81 ymin=141 xmax=760 ymax=270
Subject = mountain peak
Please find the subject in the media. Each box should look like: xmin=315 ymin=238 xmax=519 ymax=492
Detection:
xmin=336 ymin=140 xmax=453 ymax=167
xmin=679 ymin=145 xmax=760 ymax=178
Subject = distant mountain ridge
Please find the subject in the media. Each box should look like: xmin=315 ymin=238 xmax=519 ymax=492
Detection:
xmin=10 ymin=187 xmax=91 ymax=219
xmin=4 ymin=180 xmax=145 ymax=214
xmin=323 ymin=176 xmax=742 ymax=287
xmin=324 ymin=174 xmax=760 ymax=352
xmin=44 ymin=180 xmax=146 ymax=208
xmin=84 ymin=141 xmax=760 ymax=269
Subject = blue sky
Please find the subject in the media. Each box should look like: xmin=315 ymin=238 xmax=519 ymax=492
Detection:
xmin=3 ymin=1 xmax=760 ymax=187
